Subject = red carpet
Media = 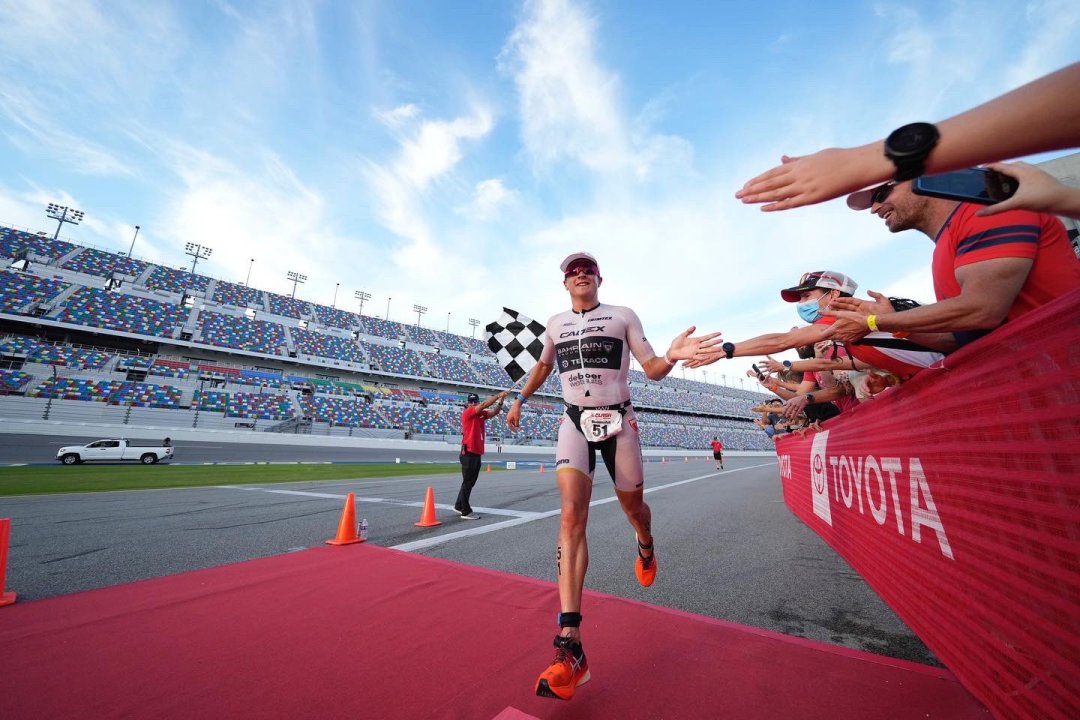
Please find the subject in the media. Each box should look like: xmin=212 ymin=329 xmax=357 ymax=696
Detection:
xmin=0 ymin=545 xmax=987 ymax=719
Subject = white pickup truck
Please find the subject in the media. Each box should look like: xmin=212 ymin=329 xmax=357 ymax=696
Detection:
xmin=56 ymin=439 xmax=174 ymax=465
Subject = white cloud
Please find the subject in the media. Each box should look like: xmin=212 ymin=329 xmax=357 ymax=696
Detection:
xmin=459 ymin=178 xmax=517 ymax=221
xmin=375 ymin=103 xmax=421 ymax=128
xmin=499 ymin=0 xmax=631 ymax=173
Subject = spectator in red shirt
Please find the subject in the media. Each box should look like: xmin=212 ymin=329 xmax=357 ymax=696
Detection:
xmin=829 ymin=181 xmax=1080 ymax=349
xmin=455 ymin=390 xmax=509 ymax=520
xmin=710 ymin=437 xmax=724 ymax=470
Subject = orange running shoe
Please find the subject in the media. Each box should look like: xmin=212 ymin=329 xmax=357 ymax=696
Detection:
xmin=535 ymin=635 xmax=590 ymax=700
xmin=635 ymin=537 xmax=657 ymax=587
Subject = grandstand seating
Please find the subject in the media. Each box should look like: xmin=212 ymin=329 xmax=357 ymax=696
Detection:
xmin=59 ymin=287 xmax=187 ymax=337
xmin=0 ymin=369 xmax=32 ymax=393
xmin=144 ymin=266 xmax=210 ymax=294
xmin=292 ymin=328 xmax=366 ymax=364
xmin=460 ymin=336 xmax=488 ymax=355
xmin=30 ymin=377 xmax=183 ymax=408
xmin=301 ymin=395 xmax=385 ymax=428
xmin=363 ymin=342 xmax=425 ymax=377
xmin=266 ymin=292 xmax=310 ymax=319
xmin=149 ymin=359 xmax=193 ymax=379
xmin=198 ymin=311 xmax=286 ymax=355
xmin=312 ymin=304 xmax=358 ymax=329
xmin=226 ymin=392 xmax=293 ymax=420
xmin=0 ymin=271 xmax=69 ymax=313
xmin=0 ymin=226 xmax=75 ymax=261
xmin=409 ymin=325 xmax=440 ymax=347
xmin=426 ymin=353 xmax=483 ymax=384
xmin=212 ymin=281 xmax=264 ymax=308
xmin=358 ymin=315 xmax=407 ymax=341
xmin=62 ymin=247 xmax=148 ymax=279
xmin=194 ymin=389 xmax=228 ymax=412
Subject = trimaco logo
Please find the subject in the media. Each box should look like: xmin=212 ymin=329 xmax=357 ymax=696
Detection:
xmin=807 ymin=431 xmax=954 ymax=560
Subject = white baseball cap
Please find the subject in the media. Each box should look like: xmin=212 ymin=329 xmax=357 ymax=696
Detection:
xmin=559 ymin=251 xmax=599 ymax=273
xmin=780 ymin=270 xmax=858 ymax=302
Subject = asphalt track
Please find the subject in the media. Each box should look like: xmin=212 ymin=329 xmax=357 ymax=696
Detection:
xmin=0 ymin=438 xmax=937 ymax=668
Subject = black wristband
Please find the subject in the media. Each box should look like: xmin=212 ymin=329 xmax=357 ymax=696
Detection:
xmin=558 ymin=612 xmax=582 ymax=628
xmin=722 ymin=342 xmax=735 ymax=360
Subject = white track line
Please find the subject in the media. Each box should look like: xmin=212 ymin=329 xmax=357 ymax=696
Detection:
xmin=218 ymin=462 xmax=777 ymax=553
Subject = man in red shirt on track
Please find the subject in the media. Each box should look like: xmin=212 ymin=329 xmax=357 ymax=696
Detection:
xmin=710 ymin=436 xmax=724 ymax=470
xmin=455 ymin=390 xmax=509 ymax=520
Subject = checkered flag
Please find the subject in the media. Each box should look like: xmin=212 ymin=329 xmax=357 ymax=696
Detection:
xmin=484 ymin=308 xmax=546 ymax=383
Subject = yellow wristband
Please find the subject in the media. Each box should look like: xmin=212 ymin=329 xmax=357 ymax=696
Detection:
xmin=866 ymin=314 xmax=879 ymax=332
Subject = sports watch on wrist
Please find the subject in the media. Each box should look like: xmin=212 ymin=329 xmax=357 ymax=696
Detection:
xmin=804 ymin=393 xmax=815 ymax=404
xmin=884 ymin=122 xmax=940 ymax=182
xmin=722 ymin=342 xmax=735 ymax=360
xmin=782 ymin=360 xmax=792 ymax=369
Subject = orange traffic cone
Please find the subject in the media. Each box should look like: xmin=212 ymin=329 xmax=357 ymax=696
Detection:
xmin=415 ymin=486 xmax=442 ymax=527
xmin=539 ymin=463 xmax=545 ymax=474
xmin=662 ymin=457 xmax=667 ymax=464
xmin=1 ymin=518 xmax=18 ymax=607
xmin=325 ymin=493 xmax=364 ymax=545
xmin=486 ymin=463 xmax=491 ymax=473
xmin=684 ymin=456 xmax=688 ymax=463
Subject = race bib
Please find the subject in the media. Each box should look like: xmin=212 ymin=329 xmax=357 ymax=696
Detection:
xmin=579 ymin=409 xmax=623 ymax=440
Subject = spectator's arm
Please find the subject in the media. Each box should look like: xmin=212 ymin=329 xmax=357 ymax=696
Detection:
xmin=737 ymin=62 xmax=1080 ymax=211
xmin=686 ymin=324 xmax=829 ymax=368
xmin=978 ymin=162 xmax=1080 ymax=219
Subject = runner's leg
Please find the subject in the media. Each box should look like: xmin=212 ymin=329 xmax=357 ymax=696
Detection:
xmin=555 ymin=467 xmax=592 ymax=639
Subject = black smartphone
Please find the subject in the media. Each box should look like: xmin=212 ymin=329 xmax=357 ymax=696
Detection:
xmin=751 ymin=363 xmax=765 ymax=380
xmin=912 ymin=168 xmax=1017 ymax=205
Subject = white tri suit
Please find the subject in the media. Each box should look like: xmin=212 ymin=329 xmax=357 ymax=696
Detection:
xmin=541 ymin=303 xmax=655 ymax=492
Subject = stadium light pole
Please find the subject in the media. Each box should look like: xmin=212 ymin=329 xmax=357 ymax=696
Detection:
xmin=46 ymin=203 xmax=85 ymax=240
xmin=245 ymin=258 xmax=255 ymax=286
xmin=413 ymin=304 xmax=427 ymax=328
xmin=184 ymin=242 xmax=213 ymax=275
xmin=332 ymin=283 xmax=340 ymax=309
xmin=127 ymin=225 xmax=140 ymax=258
xmin=469 ymin=318 xmax=480 ymax=337
xmin=354 ymin=290 xmax=371 ymax=316
xmin=286 ymin=270 xmax=307 ymax=299
xmin=445 ymin=312 xmax=451 ymax=334
xmin=386 ymin=297 xmax=391 ymax=320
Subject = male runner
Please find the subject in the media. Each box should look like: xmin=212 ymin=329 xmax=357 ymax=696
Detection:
xmin=506 ymin=251 xmax=719 ymax=701
xmin=710 ymin=436 xmax=724 ymax=470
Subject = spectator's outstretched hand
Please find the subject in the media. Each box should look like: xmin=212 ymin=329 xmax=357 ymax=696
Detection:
xmin=677 ymin=328 xmax=725 ymax=368
xmin=976 ymin=162 xmax=1080 ymax=218
xmin=761 ymin=355 xmax=785 ymax=373
xmin=829 ymin=290 xmax=895 ymax=317
xmin=736 ymin=146 xmax=889 ymax=211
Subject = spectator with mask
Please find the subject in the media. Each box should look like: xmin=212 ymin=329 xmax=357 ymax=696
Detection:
xmin=687 ymin=271 xmax=943 ymax=382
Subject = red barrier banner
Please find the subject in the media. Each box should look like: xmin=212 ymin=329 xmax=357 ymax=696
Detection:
xmin=776 ymin=288 xmax=1080 ymax=720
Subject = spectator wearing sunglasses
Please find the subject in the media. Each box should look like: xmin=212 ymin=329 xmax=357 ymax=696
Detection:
xmin=826 ymin=180 xmax=1080 ymax=350
xmin=505 ymin=251 xmax=720 ymax=702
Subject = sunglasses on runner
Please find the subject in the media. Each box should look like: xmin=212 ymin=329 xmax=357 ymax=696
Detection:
xmin=564 ymin=263 xmax=599 ymax=279
xmin=871 ymin=182 xmax=896 ymax=205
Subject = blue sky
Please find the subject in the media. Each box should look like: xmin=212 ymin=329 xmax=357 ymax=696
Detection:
xmin=1 ymin=0 xmax=1077 ymax=386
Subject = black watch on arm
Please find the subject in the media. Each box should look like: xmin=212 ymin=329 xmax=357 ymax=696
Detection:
xmin=782 ymin=360 xmax=792 ymax=369
xmin=805 ymin=393 xmax=815 ymax=404
xmin=884 ymin=122 xmax=940 ymax=182
xmin=722 ymin=342 xmax=735 ymax=360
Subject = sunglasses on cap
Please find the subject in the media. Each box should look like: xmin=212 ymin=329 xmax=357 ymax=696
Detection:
xmin=870 ymin=182 xmax=896 ymax=205
xmin=564 ymin=263 xmax=599 ymax=279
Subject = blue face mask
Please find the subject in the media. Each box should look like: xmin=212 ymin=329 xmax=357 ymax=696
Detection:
xmin=796 ymin=298 xmax=822 ymax=323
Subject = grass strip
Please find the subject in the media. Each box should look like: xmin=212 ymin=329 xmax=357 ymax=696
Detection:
xmin=0 ymin=462 xmax=465 ymax=496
